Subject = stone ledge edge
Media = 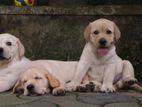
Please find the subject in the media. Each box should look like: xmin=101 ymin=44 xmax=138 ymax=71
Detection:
xmin=0 ymin=5 xmax=141 ymax=15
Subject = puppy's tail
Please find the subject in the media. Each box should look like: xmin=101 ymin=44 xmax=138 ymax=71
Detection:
xmin=130 ymin=84 xmax=142 ymax=92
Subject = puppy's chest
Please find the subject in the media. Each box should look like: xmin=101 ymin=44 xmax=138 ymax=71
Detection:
xmin=88 ymin=64 xmax=105 ymax=81
xmin=88 ymin=61 xmax=123 ymax=82
xmin=0 ymin=65 xmax=11 ymax=75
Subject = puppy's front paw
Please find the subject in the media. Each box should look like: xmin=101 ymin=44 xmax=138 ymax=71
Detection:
xmin=65 ymin=82 xmax=79 ymax=91
xmin=52 ymin=87 xmax=66 ymax=96
xmin=76 ymin=86 xmax=88 ymax=92
xmin=85 ymin=82 xmax=95 ymax=92
xmin=124 ymin=78 xmax=137 ymax=86
xmin=76 ymin=82 xmax=96 ymax=92
xmin=101 ymin=84 xmax=116 ymax=93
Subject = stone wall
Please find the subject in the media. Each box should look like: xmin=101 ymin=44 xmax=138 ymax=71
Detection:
xmin=0 ymin=5 xmax=141 ymax=80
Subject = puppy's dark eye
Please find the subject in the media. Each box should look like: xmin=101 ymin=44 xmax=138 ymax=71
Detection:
xmin=6 ymin=41 xmax=12 ymax=46
xmin=35 ymin=77 xmax=42 ymax=80
xmin=106 ymin=30 xmax=112 ymax=34
xmin=93 ymin=30 xmax=99 ymax=35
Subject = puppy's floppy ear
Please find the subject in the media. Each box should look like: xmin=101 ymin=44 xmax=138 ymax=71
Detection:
xmin=114 ymin=23 xmax=121 ymax=42
xmin=45 ymin=71 xmax=60 ymax=88
xmin=13 ymin=79 xmax=23 ymax=94
xmin=17 ymin=39 xmax=25 ymax=60
xmin=84 ymin=23 xmax=91 ymax=42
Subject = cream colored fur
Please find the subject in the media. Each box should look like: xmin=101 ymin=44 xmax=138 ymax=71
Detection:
xmin=66 ymin=19 xmax=137 ymax=92
xmin=0 ymin=33 xmax=30 ymax=92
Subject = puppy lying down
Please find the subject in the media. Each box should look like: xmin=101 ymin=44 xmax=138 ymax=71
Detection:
xmin=13 ymin=60 xmax=78 ymax=96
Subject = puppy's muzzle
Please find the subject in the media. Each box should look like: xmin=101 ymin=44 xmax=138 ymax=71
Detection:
xmin=0 ymin=47 xmax=4 ymax=59
xmin=99 ymin=38 xmax=107 ymax=47
xmin=27 ymin=84 xmax=42 ymax=96
xmin=27 ymin=84 xmax=34 ymax=92
xmin=0 ymin=47 xmax=11 ymax=60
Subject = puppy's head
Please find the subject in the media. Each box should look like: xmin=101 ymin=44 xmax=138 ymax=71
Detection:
xmin=84 ymin=18 xmax=121 ymax=56
xmin=13 ymin=67 xmax=60 ymax=96
xmin=0 ymin=33 xmax=25 ymax=63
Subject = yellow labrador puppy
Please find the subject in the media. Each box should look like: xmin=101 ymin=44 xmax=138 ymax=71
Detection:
xmin=13 ymin=60 xmax=78 ymax=96
xmin=67 ymin=18 xmax=138 ymax=93
xmin=13 ymin=63 xmax=60 ymax=96
xmin=0 ymin=33 xmax=30 ymax=92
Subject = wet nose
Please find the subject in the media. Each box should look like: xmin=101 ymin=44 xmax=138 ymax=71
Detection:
xmin=99 ymin=38 xmax=107 ymax=46
xmin=27 ymin=84 xmax=34 ymax=91
xmin=0 ymin=48 xmax=3 ymax=55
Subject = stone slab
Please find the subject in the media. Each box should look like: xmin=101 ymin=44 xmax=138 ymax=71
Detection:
xmin=44 ymin=93 xmax=98 ymax=107
xmin=0 ymin=92 xmax=40 ymax=106
xmin=8 ymin=100 xmax=57 ymax=107
xmin=0 ymin=91 xmax=141 ymax=107
xmin=104 ymin=103 xmax=141 ymax=107
xmin=77 ymin=92 xmax=137 ymax=105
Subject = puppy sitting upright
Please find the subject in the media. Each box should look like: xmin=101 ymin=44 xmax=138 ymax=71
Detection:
xmin=67 ymin=18 xmax=137 ymax=93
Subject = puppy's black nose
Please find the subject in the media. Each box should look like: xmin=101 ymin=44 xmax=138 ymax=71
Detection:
xmin=27 ymin=84 xmax=34 ymax=91
xmin=99 ymin=38 xmax=107 ymax=46
xmin=0 ymin=48 xmax=3 ymax=55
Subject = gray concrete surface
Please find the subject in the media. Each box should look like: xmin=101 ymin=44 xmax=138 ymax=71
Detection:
xmin=0 ymin=91 xmax=142 ymax=107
